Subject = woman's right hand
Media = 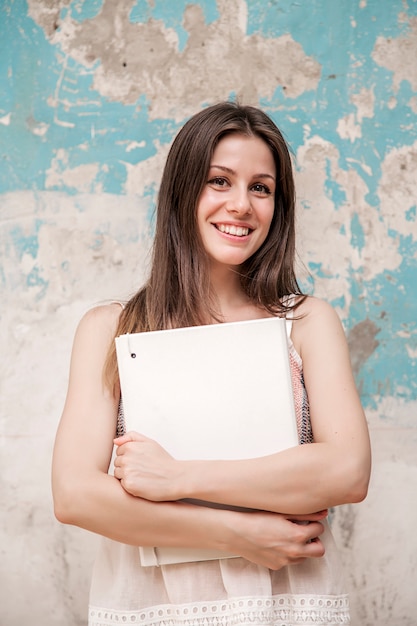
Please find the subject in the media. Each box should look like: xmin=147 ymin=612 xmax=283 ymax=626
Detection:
xmin=225 ymin=509 xmax=327 ymax=570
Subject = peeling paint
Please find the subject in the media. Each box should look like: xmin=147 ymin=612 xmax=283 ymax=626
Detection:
xmin=347 ymin=318 xmax=380 ymax=379
xmin=378 ymin=141 xmax=417 ymax=243
xmin=0 ymin=0 xmax=415 ymax=406
xmin=28 ymin=0 xmax=321 ymax=121
xmin=337 ymin=113 xmax=362 ymax=142
xmin=372 ymin=16 xmax=417 ymax=93
xmin=46 ymin=155 xmax=101 ymax=193
xmin=351 ymin=87 xmax=375 ymax=123
xmin=0 ymin=113 xmax=12 ymax=125
xmin=1 ymin=2 xmax=417 ymax=624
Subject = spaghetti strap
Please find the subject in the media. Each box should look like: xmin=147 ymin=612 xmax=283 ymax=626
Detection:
xmin=285 ymin=316 xmax=293 ymax=337
xmin=110 ymin=300 xmax=125 ymax=309
xmin=284 ymin=294 xmax=295 ymax=338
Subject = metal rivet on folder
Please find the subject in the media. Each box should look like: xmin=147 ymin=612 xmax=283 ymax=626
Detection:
xmin=131 ymin=353 xmax=136 ymax=358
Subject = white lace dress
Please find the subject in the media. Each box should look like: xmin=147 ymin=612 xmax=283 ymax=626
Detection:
xmin=88 ymin=321 xmax=350 ymax=625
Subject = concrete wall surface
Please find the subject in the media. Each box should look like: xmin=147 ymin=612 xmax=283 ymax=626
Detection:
xmin=0 ymin=1 xmax=416 ymax=624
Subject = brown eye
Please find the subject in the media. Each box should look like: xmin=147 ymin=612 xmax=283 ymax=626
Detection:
xmin=208 ymin=177 xmax=228 ymax=188
xmin=251 ymin=183 xmax=272 ymax=195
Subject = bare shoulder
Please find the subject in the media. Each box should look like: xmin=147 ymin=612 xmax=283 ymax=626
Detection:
xmin=297 ymin=294 xmax=341 ymax=321
xmin=72 ymin=302 xmax=124 ymax=356
xmin=292 ymin=296 xmax=347 ymax=356
xmin=57 ymin=303 xmax=124 ymax=475
xmin=77 ymin=302 xmax=123 ymax=335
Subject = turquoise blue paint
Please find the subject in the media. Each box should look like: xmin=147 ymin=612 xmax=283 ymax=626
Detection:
xmin=2 ymin=0 xmax=415 ymax=197
xmin=406 ymin=205 xmax=416 ymax=221
xmin=344 ymin=244 xmax=417 ymax=409
xmin=129 ymin=1 xmax=151 ymax=24
xmin=250 ymin=0 xmax=417 ymax=412
xmin=350 ymin=213 xmax=365 ymax=252
xmin=325 ymin=158 xmax=346 ymax=207
xmin=26 ymin=266 xmax=49 ymax=301
xmin=9 ymin=219 xmax=44 ymax=260
xmin=247 ymin=0 xmax=415 ymax=55
xmin=307 ymin=261 xmax=333 ymax=279
xmin=330 ymin=295 xmax=346 ymax=310
xmin=298 ymin=272 xmax=315 ymax=296
xmin=66 ymin=0 xmax=104 ymax=22
xmin=129 ymin=0 xmax=220 ymax=51
xmin=7 ymin=218 xmax=49 ymax=301
xmin=256 ymin=0 xmax=417 ymax=218
xmin=90 ymin=228 xmax=108 ymax=251
xmin=0 ymin=8 xmax=175 ymax=195
xmin=1 ymin=0 xmax=416 ymax=408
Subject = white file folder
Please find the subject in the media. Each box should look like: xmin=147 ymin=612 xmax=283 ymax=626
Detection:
xmin=115 ymin=317 xmax=298 ymax=566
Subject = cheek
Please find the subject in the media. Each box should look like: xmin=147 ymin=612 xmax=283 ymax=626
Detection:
xmin=262 ymin=203 xmax=275 ymax=230
xmin=196 ymin=191 xmax=209 ymax=222
xmin=258 ymin=206 xmax=275 ymax=244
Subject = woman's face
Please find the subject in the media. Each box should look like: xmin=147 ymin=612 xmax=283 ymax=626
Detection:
xmin=197 ymin=133 xmax=276 ymax=272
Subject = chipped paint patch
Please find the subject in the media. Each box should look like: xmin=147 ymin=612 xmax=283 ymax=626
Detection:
xmin=372 ymin=16 xmax=417 ymax=93
xmin=347 ymin=318 xmax=380 ymax=379
xmin=45 ymin=150 xmax=101 ymax=193
xmin=337 ymin=113 xmax=362 ymax=142
xmin=1 ymin=0 xmax=416 ymax=414
xmin=378 ymin=140 xmax=417 ymax=243
xmin=28 ymin=0 xmax=321 ymax=121
xmin=0 ymin=113 xmax=12 ymax=126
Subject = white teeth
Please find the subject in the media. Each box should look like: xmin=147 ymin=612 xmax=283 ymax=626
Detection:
xmin=218 ymin=224 xmax=250 ymax=236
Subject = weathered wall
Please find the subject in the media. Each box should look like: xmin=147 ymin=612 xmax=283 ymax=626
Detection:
xmin=0 ymin=1 xmax=416 ymax=624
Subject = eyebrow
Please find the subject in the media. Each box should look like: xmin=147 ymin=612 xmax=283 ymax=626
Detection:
xmin=210 ymin=164 xmax=276 ymax=181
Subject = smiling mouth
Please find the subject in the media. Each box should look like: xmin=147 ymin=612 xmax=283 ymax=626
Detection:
xmin=216 ymin=224 xmax=251 ymax=237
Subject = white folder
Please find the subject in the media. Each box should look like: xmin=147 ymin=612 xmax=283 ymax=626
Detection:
xmin=115 ymin=317 xmax=298 ymax=566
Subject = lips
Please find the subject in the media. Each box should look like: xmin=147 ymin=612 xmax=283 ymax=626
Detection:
xmin=215 ymin=223 xmax=251 ymax=237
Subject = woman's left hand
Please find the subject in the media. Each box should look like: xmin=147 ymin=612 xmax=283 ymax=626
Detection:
xmin=113 ymin=431 xmax=182 ymax=501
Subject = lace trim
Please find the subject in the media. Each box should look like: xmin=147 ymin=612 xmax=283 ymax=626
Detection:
xmin=89 ymin=594 xmax=350 ymax=626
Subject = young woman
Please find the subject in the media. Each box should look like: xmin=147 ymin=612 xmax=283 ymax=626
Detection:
xmin=52 ymin=102 xmax=371 ymax=626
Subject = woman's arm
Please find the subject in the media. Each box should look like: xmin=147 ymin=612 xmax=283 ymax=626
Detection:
xmin=52 ymin=304 xmax=327 ymax=569
xmin=114 ymin=297 xmax=371 ymax=514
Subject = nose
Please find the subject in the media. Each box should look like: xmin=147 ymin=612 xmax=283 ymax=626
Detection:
xmin=226 ymin=185 xmax=252 ymax=215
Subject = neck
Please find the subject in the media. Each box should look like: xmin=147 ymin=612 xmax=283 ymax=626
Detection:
xmin=208 ymin=264 xmax=267 ymax=323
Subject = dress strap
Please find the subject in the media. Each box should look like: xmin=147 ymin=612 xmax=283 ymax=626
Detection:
xmin=285 ymin=317 xmax=293 ymax=338
xmin=110 ymin=300 xmax=125 ymax=310
xmin=284 ymin=294 xmax=295 ymax=338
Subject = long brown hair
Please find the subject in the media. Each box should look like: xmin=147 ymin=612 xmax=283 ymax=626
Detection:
xmin=105 ymin=101 xmax=305 ymax=392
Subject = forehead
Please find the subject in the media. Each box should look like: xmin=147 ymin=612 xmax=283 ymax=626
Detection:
xmin=211 ymin=133 xmax=275 ymax=170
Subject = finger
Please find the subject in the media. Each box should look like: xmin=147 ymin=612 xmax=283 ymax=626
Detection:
xmin=114 ymin=431 xmax=149 ymax=446
xmin=303 ymin=537 xmax=325 ymax=558
xmin=303 ymin=520 xmax=325 ymax=540
xmin=114 ymin=443 xmax=125 ymax=457
xmin=290 ymin=520 xmax=325 ymax=549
